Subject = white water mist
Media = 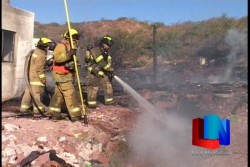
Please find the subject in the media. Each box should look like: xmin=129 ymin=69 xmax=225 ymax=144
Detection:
xmin=114 ymin=75 xmax=156 ymax=112
xmin=114 ymin=75 xmax=204 ymax=167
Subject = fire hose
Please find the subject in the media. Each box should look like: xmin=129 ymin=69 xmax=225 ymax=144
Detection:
xmin=63 ymin=0 xmax=88 ymax=124
xmin=2 ymin=51 xmax=51 ymax=119
xmin=24 ymin=50 xmax=50 ymax=117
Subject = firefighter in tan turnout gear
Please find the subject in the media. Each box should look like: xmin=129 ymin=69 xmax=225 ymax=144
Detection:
xmin=48 ymin=29 xmax=83 ymax=121
xmin=85 ymin=35 xmax=115 ymax=108
xmin=20 ymin=37 xmax=52 ymax=115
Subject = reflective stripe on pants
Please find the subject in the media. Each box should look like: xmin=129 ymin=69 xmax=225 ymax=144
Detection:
xmin=105 ymin=98 xmax=114 ymax=104
xmin=49 ymin=81 xmax=82 ymax=118
xmin=88 ymin=101 xmax=97 ymax=106
xmin=49 ymin=107 xmax=61 ymax=113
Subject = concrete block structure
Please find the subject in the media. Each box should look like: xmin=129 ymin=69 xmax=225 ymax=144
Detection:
xmin=2 ymin=0 xmax=34 ymax=101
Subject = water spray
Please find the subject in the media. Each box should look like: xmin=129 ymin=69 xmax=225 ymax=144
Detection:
xmin=113 ymin=75 xmax=156 ymax=113
xmin=114 ymin=75 xmax=195 ymax=167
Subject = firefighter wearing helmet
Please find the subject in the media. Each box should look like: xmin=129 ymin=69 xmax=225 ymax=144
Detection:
xmin=20 ymin=37 xmax=52 ymax=115
xmin=85 ymin=35 xmax=115 ymax=108
xmin=48 ymin=28 xmax=83 ymax=121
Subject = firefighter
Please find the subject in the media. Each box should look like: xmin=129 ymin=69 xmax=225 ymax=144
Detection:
xmin=20 ymin=37 xmax=52 ymax=115
xmin=48 ymin=28 xmax=83 ymax=121
xmin=85 ymin=35 xmax=115 ymax=108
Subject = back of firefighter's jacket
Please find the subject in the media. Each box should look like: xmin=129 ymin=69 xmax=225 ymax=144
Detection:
xmin=52 ymin=40 xmax=74 ymax=83
xmin=28 ymin=48 xmax=47 ymax=86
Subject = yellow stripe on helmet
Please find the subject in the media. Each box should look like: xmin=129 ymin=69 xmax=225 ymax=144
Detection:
xmin=104 ymin=36 xmax=112 ymax=41
xmin=41 ymin=37 xmax=52 ymax=44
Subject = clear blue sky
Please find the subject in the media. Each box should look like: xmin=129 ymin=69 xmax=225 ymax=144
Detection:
xmin=10 ymin=0 xmax=248 ymax=25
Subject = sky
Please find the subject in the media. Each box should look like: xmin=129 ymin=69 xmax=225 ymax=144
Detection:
xmin=10 ymin=0 xmax=248 ymax=26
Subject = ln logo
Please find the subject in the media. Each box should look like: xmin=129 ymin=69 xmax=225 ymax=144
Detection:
xmin=192 ymin=114 xmax=230 ymax=149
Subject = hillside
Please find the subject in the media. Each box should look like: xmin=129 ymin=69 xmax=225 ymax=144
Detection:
xmin=34 ymin=19 xmax=149 ymax=43
xmin=34 ymin=16 xmax=247 ymax=70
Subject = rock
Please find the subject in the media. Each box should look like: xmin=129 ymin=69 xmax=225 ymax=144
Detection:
xmin=93 ymin=132 xmax=109 ymax=145
xmin=78 ymin=149 xmax=93 ymax=161
xmin=62 ymin=144 xmax=76 ymax=153
xmin=4 ymin=123 xmax=19 ymax=132
xmin=8 ymin=155 xmax=18 ymax=165
xmin=58 ymin=136 xmax=67 ymax=142
xmin=51 ymin=161 xmax=61 ymax=167
xmin=6 ymin=134 xmax=17 ymax=142
xmin=33 ymin=152 xmax=50 ymax=167
xmin=2 ymin=147 xmax=16 ymax=157
xmin=96 ymin=154 xmax=109 ymax=164
xmin=92 ymin=143 xmax=103 ymax=153
xmin=105 ymin=142 xmax=118 ymax=152
xmin=86 ymin=142 xmax=93 ymax=150
xmin=37 ymin=136 xmax=48 ymax=142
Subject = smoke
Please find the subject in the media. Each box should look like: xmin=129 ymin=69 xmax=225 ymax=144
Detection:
xmin=220 ymin=29 xmax=247 ymax=83
xmin=115 ymin=76 xmax=205 ymax=167
xmin=129 ymin=111 xmax=200 ymax=167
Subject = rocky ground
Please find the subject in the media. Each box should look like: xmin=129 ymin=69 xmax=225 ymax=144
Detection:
xmin=2 ymin=60 xmax=248 ymax=167
xmin=2 ymin=103 xmax=137 ymax=167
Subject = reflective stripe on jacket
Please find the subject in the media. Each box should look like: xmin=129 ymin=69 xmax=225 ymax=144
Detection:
xmin=30 ymin=81 xmax=45 ymax=86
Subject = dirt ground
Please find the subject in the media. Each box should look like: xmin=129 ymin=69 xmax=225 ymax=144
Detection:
xmin=2 ymin=61 xmax=248 ymax=167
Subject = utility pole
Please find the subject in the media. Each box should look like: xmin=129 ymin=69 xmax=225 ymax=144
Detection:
xmin=152 ymin=24 xmax=157 ymax=83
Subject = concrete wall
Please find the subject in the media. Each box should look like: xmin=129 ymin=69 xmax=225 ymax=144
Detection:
xmin=2 ymin=1 xmax=34 ymax=101
xmin=2 ymin=0 xmax=10 ymax=4
xmin=33 ymin=38 xmax=40 ymax=49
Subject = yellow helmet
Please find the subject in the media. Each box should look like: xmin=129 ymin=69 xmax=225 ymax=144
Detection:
xmin=63 ymin=28 xmax=80 ymax=40
xmin=36 ymin=37 xmax=52 ymax=48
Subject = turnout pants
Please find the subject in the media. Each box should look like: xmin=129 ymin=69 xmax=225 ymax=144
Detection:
xmin=20 ymin=85 xmax=44 ymax=113
xmin=49 ymin=81 xmax=81 ymax=118
xmin=87 ymin=74 xmax=114 ymax=107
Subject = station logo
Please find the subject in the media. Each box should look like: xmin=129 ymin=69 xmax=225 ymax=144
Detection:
xmin=192 ymin=114 xmax=230 ymax=149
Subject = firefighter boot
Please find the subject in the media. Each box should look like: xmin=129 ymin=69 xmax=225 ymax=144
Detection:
xmin=71 ymin=116 xmax=83 ymax=122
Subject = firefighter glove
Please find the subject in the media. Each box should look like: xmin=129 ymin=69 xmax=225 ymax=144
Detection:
xmin=45 ymin=62 xmax=53 ymax=72
xmin=87 ymin=44 xmax=93 ymax=51
xmin=109 ymin=67 xmax=114 ymax=72
xmin=108 ymin=67 xmax=115 ymax=76
xmin=46 ymin=60 xmax=53 ymax=66
xmin=110 ymin=72 xmax=115 ymax=78
xmin=65 ymin=61 xmax=75 ymax=71
xmin=68 ymin=49 xmax=77 ymax=57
